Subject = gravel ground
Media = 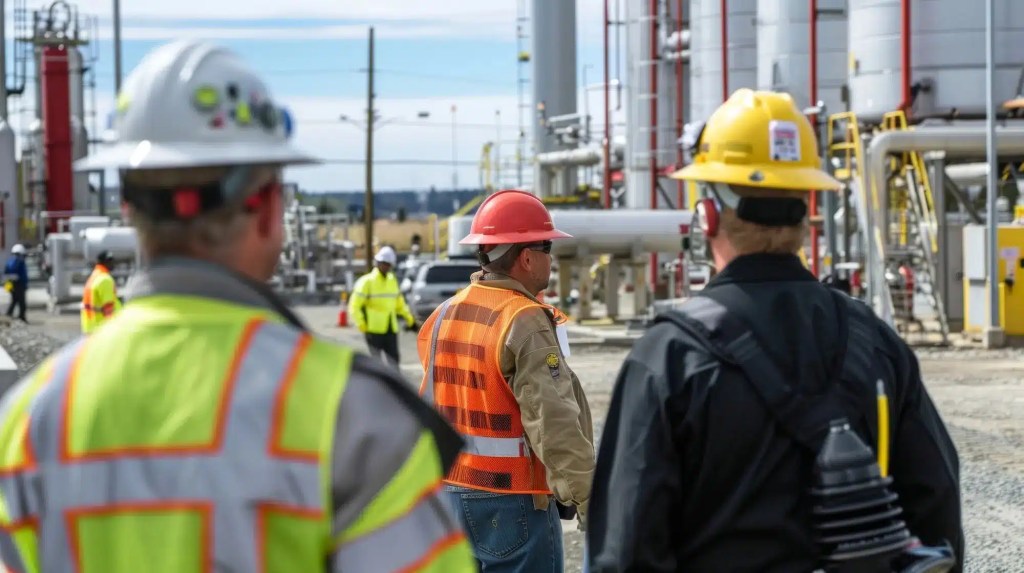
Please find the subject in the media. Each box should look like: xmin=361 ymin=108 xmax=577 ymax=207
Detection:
xmin=4 ymin=307 xmax=1023 ymax=572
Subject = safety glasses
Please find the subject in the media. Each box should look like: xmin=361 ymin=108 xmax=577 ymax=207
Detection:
xmin=525 ymin=241 xmax=553 ymax=254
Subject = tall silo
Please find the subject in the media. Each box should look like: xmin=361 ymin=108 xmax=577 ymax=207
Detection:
xmin=757 ymin=0 xmax=848 ymax=114
xmin=531 ymin=0 xmax=578 ymax=198
xmin=689 ymin=0 xmax=757 ymax=123
xmin=848 ymin=0 xmax=1024 ymax=123
xmin=624 ymin=0 xmax=687 ymax=209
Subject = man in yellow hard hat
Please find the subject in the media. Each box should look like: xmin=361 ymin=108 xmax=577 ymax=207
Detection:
xmin=0 ymin=40 xmax=475 ymax=572
xmin=587 ymin=89 xmax=962 ymax=572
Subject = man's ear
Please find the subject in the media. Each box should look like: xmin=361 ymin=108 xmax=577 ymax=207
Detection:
xmin=256 ymin=188 xmax=279 ymax=237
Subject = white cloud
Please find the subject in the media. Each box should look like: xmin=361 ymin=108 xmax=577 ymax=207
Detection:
xmin=11 ymin=0 xmax=606 ymax=43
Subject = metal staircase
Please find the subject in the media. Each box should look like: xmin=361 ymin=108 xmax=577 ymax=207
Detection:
xmin=877 ymin=111 xmax=949 ymax=344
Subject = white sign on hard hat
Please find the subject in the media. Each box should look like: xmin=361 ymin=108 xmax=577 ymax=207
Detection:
xmin=76 ymin=40 xmax=318 ymax=172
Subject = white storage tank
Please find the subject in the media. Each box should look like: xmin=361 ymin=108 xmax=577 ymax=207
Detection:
xmin=690 ymin=0 xmax=758 ymax=123
xmin=848 ymin=0 xmax=1024 ymax=123
xmin=757 ymin=0 xmax=848 ymax=114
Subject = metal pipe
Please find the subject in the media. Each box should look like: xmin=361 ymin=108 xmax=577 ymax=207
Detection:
xmin=899 ymin=0 xmax=911 ymax=115
xmin=649 ymin=0 xmax=659 ymax=211
xmin=809 ymin=0 xmax=820 ymax=277
xmin=604 ymin=0 xmax=612 ymax=208
xmin=985 ymin=0 xmax=999 ymax=332
xmin=536 ymin=148 xmax=604 ymax=167
xmin=865 ymin=126 xmax=1024 ymax=321
xmin=0 ymin=0 xmax=7 ymax=121
xmin=675 ymin=0 xmax=685 ymax=209
xmin=720 ymin=0 xmax=729 ymax=101
xmin=649 ymin=0 xmax=660 ymax=290
xmin=113 ymin=0 xmax=123 ymax=93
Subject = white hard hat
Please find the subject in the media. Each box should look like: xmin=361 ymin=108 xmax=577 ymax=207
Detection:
xmin=10 ymin=244 xmax=24 ymax=255
xmin=75 ymin=40 xmax=317 ymax=172
xmin=374 ymin=246 xmax=397 ymax=266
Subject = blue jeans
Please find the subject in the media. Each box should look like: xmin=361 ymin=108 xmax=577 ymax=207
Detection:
xmin=445 ymin=485 xmax=564 ymax=573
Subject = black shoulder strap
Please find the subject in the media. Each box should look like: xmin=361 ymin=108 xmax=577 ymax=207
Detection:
xmin=655 ymin=288 xmax=876 ymax=453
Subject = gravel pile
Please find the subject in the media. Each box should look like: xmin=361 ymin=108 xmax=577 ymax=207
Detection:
xmin=0 ymin=319 xmax=71 ymax=376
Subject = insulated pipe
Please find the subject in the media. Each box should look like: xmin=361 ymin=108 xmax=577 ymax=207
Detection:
xmin=864 ymin=126 xmax=1024 ymax=323
xmin=899 ymin=0 xmax=911 ymax=115
xmin=536 ymin=148 xmax=604 ymax=167
xmin=809 ymin=0 xmax=820 ymax=277
xmin=604 ymin=0 xmax=612 ymax=208
xmin=675 ymin=0 xmax=685 ymax=208
xmin=720 ymin=0 xmax=729 ymax=101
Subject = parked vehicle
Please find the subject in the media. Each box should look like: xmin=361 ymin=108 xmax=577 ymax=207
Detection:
xmin=408 ymin=259 xmax=480 ymax=321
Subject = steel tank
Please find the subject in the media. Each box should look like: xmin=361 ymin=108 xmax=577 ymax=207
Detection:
xmin=689 ymin=0 xmax=758 ymax=123
xmin=623 ymin=0 xmax=687 ymax=209
xmin=848 ymin=0 xmax=1024 ymax=123
xmin=531 ymin=0 xmax=578 ymax=198
xmin=757 ymin=0 xmax=848 ymax=113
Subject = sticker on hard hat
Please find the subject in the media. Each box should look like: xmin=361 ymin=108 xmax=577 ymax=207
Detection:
xmin=769 ymin=120 xmax=801 ymax=162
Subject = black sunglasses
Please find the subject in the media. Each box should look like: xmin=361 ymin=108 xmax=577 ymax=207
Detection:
xmin=524 ymin=241 xmax=553 ymax=254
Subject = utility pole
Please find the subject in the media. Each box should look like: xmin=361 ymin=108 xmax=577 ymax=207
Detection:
xmin=364 ymin=27 xmax=375 ymax=273
xmin=451 ymin=104 xmax=458 ymax=190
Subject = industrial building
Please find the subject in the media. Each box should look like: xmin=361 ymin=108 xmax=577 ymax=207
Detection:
xmin=0 ymin=0 xmax=1023 ymax=347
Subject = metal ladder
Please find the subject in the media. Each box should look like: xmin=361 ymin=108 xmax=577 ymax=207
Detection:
xmin=878 ymin=111 xmax=949 ymax=343
xmin=827 ymin=112 xmax=897 ymax=327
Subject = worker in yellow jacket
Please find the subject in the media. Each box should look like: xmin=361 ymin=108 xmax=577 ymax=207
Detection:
xmin=81 ymin=250 xmax=122 ymax=333
xmin=348 ymin=245 xmax=417 ymax=366
xmin=0 ymin=40 xmax=475 ymax=573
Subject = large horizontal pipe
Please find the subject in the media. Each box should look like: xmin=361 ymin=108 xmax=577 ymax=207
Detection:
xmin=536 ymin=147 xmax=606 ymax=167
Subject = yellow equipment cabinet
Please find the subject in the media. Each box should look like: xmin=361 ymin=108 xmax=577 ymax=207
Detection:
xmin=963 ymin=224 xmax=1024 ymax=336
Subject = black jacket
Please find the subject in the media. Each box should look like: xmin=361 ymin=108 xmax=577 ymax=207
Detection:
xmin=587 ymin=254 xmax=963 ymax=572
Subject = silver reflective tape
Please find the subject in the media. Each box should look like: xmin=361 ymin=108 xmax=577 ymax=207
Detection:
xmin=423 ymin=299 xmax=452 ymax=405
xmin=331 ymin=487 xmax=461 ymax=573
xmin=462 ymin=434 xmax=526 ymax=458
xmin=21 ymin=321 xmax=326 ymax=571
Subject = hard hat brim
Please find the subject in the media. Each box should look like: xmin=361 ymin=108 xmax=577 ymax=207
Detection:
xmin=459 ymin=229 xmax=572 ymax=246
xmin=74 ymin=141 xmax=320 ymax=172
xmin=670 ymin=161 xmax=843 ymax=192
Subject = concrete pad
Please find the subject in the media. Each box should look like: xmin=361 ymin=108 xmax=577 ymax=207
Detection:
xmin=0 ymin=343 xmax=19 ymax=397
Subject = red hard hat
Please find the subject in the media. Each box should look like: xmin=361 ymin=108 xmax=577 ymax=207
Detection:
xmin=459 ymin=190 xmax=572 ymax=245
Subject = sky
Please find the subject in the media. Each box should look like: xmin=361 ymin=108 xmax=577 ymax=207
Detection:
xmin=3 ymin=0 xmax=617 ymax=192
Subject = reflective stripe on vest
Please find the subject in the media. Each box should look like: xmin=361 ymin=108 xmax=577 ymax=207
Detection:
xmin=419 ymin=284 xmax=552 ymax=495
xmin=0 ymin=318 xmax=340 ymax=572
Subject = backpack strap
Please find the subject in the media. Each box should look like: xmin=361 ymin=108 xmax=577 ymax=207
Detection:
xmin=655 ymin=288 xmax=862 ymax=453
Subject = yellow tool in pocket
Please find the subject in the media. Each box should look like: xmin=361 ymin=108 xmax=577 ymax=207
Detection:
xmin=3 ymin=281 xmax=12 ymax=292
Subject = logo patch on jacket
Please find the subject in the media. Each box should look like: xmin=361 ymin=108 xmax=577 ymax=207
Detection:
xmin=546 ymin=352 xmax=560 ymax=378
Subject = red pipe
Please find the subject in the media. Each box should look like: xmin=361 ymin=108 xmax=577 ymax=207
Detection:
xmin=649 ymin=0 xmax=659 ymax=288
xmin=42 ymin=45 xmax=73 ymax=233
xmin=603 ymin=0 xmax=612 ymax=209
xmin=675 ymin=0 xmax=685 ymax=209
xmin=900 ymin=0 xmax=911 ymax=115
xmin=720 ymin=0 xmax=729 ymax=101
xmin=809 ymin=0 xmax=820 ymax=277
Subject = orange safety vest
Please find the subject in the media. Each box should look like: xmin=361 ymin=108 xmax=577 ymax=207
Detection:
xmin=418 ymin=283 xmax=561 ymax=495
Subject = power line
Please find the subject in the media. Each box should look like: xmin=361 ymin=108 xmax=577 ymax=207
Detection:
xmin=300 ymin=119 xmax=523 ymax=130
xmin=375 ymin=68 xmax=512 ymax=88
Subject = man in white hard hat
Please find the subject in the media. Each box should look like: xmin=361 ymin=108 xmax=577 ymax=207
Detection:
xmin=3 ymin=244 xmax=28 ymax=323
xmin=348 ymin=245 xmax=417 ymax=366
xmin=0 ymin=40 xmax=475 ymax=572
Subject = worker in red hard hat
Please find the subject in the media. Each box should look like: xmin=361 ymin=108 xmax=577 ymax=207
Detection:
xmin=418 ymin=189 xmax=595 ymax=572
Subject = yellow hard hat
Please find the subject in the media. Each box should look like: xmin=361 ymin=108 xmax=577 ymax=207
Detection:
xmin=672 ymin=89 xmax=842 ymax=192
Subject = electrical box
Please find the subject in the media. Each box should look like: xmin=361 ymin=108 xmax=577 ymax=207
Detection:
xmin=963 ymin=224 xmax=1024 ymax=335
